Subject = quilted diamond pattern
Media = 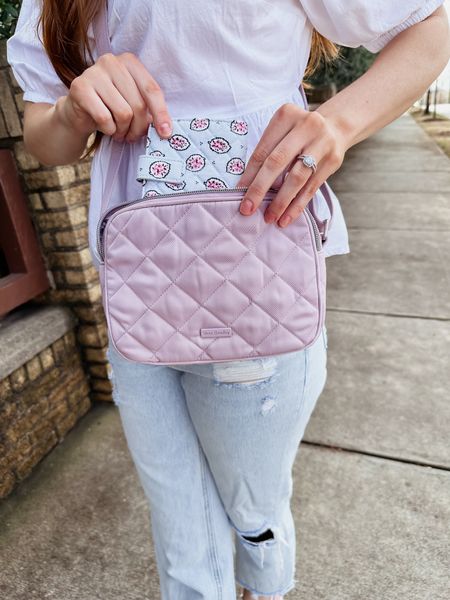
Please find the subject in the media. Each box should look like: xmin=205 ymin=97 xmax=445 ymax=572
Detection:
xmin=100 ymin=195 xmax=326 ymax=364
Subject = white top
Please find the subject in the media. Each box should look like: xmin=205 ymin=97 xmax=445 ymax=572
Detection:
xmin=7 ymin=0 xmax=444 ymax=268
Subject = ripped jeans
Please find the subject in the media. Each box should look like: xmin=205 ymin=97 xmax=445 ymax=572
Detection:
xmin=106 ymin=325 xmax=328 ymax=600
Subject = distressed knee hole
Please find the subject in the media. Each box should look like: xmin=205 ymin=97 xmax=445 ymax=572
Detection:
xmin=213 ymin=357 xmax=278 ymax=387
xmin=242 ymin=529 xmax=274 ymax=544
xmin=236 ymin=523 xmax=290 ymax=574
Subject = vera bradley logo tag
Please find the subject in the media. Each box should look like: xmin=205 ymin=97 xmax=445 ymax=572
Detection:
xmin=200 ymin=327 xmax=232 ymax=338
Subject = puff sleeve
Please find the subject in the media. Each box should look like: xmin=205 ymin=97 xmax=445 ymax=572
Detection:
xmin=300 ymin=0 xmax=445 ymax=53
xmin=6 ymin=0 xmax=69 ymax=104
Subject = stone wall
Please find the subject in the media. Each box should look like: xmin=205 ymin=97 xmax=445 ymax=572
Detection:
xmin=0 ymin=40 xmax=112 ymax=402
xmin=0 ymin=313 xmax=90 ymax=498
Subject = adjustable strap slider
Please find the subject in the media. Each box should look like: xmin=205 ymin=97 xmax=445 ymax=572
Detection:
xmin=136 ymin=155 xmax=186 ymax=184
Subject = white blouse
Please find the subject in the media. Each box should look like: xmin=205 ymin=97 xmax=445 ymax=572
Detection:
xmin=7 ymin=0 xmax=444 ymax=268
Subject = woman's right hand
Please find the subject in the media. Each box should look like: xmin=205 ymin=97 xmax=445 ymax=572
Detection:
xmin=57 ymin=52 xmax=172 ymax=143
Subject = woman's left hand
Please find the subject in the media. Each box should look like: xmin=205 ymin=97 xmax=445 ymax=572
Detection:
xmin=236 ymin=102 xmax=346 ymax=228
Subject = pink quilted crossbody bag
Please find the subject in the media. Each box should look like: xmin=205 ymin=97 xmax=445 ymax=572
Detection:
xmin=93 ymin=6 xmax=333 ymax=365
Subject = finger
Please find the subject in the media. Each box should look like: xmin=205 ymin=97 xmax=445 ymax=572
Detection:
xmin=237 ymin=104 xmax=308 ymax=190
xmin=122 ymin=53 xmax=173 ymax=138
xmin=277 ymin=141 xmax=344 ymax=227
xmin=69 ymin=76 xmax=117 ymax=136
xmin=265 ymin=143 xmax=327 ymax=223
xmin=263 ymin=159 xmax=316 ymax=224
xmin=105 ymin=57 xmax=152 ymax=142
xmin=239 ymin=125 xmax=312 ymax=218
xmin=92 ymin=74 xmax=135 ymax=140
xmin=276 ymin=162 xmax=332 ymax=228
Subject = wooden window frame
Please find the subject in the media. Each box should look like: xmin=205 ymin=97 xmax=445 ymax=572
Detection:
xmin=0 ymin=149 xmax=49 ymax=315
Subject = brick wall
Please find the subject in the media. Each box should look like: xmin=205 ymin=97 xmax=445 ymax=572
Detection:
xmin=0 ymin=329 xmax=90 ymax=498
xmin=0 ymin=40 xmax=112 ymax=403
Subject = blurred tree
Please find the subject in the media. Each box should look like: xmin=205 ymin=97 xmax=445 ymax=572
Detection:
xmin=307 ymin=46 xmax=377 ymax=90
xmin=0 ymin=1 xmax=20 ymax=40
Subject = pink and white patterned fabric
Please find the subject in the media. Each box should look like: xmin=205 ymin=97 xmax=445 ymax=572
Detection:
xmin=139 ymin=118 xmax=250 ymax=198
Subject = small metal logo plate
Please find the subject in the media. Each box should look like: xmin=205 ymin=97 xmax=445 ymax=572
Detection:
xmin=200 ymin=327 xmax=232 ymax=338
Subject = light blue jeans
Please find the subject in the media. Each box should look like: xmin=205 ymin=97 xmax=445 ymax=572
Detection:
xmin=106 ymin=325 xmax=328 ymax=600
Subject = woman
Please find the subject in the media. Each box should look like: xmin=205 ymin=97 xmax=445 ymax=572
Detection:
xmin=7 ymin=1 xmax=450 ymax=598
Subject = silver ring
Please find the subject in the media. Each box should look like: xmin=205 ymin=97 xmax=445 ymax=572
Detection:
xmin=297 ymin=154 xmax=317 ymax=173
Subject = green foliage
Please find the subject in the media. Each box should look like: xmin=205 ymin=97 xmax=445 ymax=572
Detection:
xmin=307 ymin=46 xmax=377 ymax=90
xmin=0 ymin=1 xmax=21 ymax=40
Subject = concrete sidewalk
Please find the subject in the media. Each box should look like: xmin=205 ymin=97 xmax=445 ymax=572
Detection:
xmin=1 ymin=114 xmax=449 ymax=600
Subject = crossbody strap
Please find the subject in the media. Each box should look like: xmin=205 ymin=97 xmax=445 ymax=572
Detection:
xmin=297 ymin=85 xmax=334 ymax=242
xmin=92 ymin=2 xmax=333 ymax=241
xmin=92 ymin=2 xmax=125 ymax=218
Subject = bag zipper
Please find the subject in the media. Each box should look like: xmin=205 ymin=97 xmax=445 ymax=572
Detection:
xmin=97 ymin=186 xmax=322 ymax=260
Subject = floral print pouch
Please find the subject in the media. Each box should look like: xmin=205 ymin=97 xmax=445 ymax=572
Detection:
xmin=138 ymin=117 xmax=249 ymax=198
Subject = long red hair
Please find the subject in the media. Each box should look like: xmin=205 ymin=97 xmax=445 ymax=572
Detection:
xmin=38 ymin=0 xmax=339 ymax=157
